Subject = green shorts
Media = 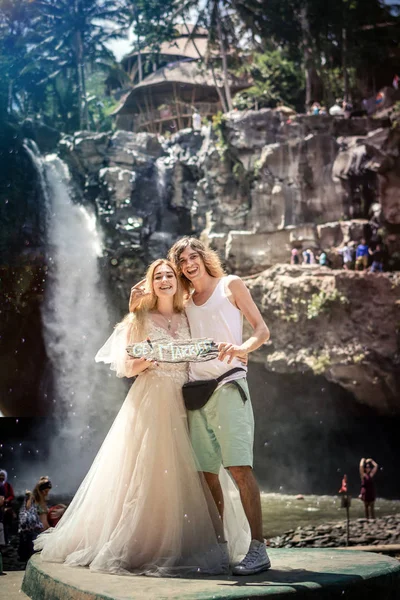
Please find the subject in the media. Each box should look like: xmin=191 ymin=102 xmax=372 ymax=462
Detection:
xmin=188 ymin=378 xmax=254 ymax=474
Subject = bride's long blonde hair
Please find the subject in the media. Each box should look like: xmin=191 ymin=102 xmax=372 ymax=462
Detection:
xmin=123 ymin=259 xmax=185 ymax=341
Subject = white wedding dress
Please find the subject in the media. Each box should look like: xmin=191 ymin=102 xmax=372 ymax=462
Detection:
xmin=34 ymin=314 xmax=250 ymax=576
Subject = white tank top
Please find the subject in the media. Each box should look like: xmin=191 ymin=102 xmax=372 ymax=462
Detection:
xmin=185 ymin=277 xmax=247 ymax=383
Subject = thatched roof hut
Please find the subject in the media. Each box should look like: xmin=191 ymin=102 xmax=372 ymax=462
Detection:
xmin=115 ymin=60 xmax=251 ymax=133
xmin=112 ymin=23 xmax=251 ymax=133
xmin=121 ymin=24 xmax=210 ymax=84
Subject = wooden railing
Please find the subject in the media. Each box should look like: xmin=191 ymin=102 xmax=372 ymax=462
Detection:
xmin=133 ymin=101 xmax=221 ymax=132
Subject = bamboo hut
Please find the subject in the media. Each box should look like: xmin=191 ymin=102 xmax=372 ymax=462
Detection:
xmin=114 ymin=61 xmax=250 ymax=133
xmin=112 ymin=24 xmax=251 ymax=133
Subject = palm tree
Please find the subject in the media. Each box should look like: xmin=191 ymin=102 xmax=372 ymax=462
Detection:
xmin=32 ymin=0 xmax=129 ymax=130
xmin=0 ymin=0 xmax=36 ymax=119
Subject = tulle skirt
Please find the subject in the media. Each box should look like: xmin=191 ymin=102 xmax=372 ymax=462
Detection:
xmin=34 ymin=370 xmax=250 ymax=576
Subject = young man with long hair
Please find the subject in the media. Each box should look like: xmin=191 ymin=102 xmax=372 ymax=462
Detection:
xmin=168 ymin=237 xmax=271 ymax=575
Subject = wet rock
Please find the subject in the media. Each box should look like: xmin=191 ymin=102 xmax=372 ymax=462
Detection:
xmin=225 ymin=108 xmax=282 ymax=151
xmin=269 ymin=514 xmax=400 ymax=548
xmin=108 ymin=131 xmax=163 ymax=169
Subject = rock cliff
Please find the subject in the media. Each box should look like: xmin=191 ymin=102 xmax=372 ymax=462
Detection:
xmin=53 ymin=110 xmax=400 ymax=414
xmin=4 ymin=108 xmax=399 ymax=417
xmin=246 ymin=266 xmax=400 ymax=414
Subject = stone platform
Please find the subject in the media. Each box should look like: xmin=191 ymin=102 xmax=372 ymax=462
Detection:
xmin=22 ymin=550 xmax=400 ymax=600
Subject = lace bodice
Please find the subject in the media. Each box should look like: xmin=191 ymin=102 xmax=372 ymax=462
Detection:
xmin=138 ymin=313 xmax=190 ymax=384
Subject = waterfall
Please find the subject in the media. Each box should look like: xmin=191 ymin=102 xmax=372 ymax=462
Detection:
xmin=24 ymin=143 xmax=124 ymax=489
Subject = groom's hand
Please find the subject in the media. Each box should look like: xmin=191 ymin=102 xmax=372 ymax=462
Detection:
xmin=217 ymin=342 xmax=248 ymax=364
xmin=129 ymin=279 xmax=151 ymax=312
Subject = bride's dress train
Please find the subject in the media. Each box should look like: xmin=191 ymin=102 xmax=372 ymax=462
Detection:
xmin=34 ymin=316 xmax=250 ymax=576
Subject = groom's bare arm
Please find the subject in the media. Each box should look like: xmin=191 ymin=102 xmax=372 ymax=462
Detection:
xmin=218 ymin=277 xmax=270 ymax=363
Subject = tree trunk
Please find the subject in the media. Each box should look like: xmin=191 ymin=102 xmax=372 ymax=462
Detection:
xmin=77 ymin=30 xmax=89 ymax=130
xmin=135 ymin=15 xmax=143 ymax=83
xmin=137 ymin=49 xmax=143 ymax=83
xmin=299 ymin=5 xmax=321 ymax=111
xmin=182 ymin=20 xmax=227 ymax=113
xmin=216 ymin=6 xmax=233 ymax=112
xmin=74 ymin=0 xmax=89 ymax=130
xmin=342 ymin=27 xmax=349 ymax=102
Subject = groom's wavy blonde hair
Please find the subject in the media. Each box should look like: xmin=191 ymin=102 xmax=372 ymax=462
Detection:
xmin=123 ymin=259 xmax=185 ymax=341
xmin=168 ymin=237 xmax=225 ymax=292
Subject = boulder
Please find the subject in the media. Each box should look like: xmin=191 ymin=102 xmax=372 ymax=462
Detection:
xmin=108 ymin=131 xmax=163 ymax=169
xmin=224 ymin=108 xmax=282 ymax=151
xmin=72 ymin=132 xmax=110 ymax=173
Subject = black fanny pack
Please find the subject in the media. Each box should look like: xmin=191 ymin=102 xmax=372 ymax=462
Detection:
xmin=182 ymin=367 xmax=247 ymax=411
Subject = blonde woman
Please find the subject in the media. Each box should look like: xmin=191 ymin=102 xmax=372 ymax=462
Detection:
xmin=26 ymin=476 xmax=52 ymax=531
xmin=35 ymin=259 xmax=249 ymax=576
xmin=18 ymin=476 xmax=51 ymax=562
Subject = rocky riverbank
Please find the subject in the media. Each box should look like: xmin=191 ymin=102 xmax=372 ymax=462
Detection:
xmin=268 ymin=514 xmax=400 ymax=549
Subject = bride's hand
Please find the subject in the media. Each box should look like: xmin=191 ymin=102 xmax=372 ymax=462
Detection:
xmin=129 ymin=279 xmax=151 ymax=312
xmin=129 ymin=357 xmax=154 ymax=376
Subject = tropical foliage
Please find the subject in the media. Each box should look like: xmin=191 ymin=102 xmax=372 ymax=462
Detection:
xmin=0 ymin=0 xmax=399 ymax=132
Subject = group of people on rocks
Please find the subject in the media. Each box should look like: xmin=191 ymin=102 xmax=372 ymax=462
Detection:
xmin=290 ymin=248 xmax=331 ymax=267
xmin=309 ymin=99 xmax=353 ymax=118
xmin=340 ymin=238 xmax=385 ymax=272
xmin=290 ymin=237 xmax=385 ymax=272
xmin=0 ymin=470 xmax=66 ymax=564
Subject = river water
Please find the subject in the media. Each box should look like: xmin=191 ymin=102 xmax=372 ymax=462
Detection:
xmin=261 ymin=493 xmax=400 ymax=537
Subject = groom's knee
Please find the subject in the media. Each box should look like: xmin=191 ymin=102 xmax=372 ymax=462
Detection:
xmin=228 ymin=465 xmax=252 ymax=484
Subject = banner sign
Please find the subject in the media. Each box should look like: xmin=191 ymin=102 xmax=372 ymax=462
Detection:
xmin=126 ymin=338 xmax=219 ymax=363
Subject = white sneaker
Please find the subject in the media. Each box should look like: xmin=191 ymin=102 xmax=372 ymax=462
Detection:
xmin=232 ymin=540 xmax=271 ymax=576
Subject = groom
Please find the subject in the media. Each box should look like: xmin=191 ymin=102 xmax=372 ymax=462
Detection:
xmin=167 ymin=237 xmax=271 ymax=575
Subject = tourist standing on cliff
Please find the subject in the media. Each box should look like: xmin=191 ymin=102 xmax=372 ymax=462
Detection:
xmin=339 ymin=243 xmax=354 ymax=270
xmin=291 ymin=248 xmax=300 ymax=265
xmin=369 ymin=243 xmax=384 ymax=273
xmin=166 ymin=237 xmax=271 ymax=575
xmin=355 ymin=238 xmax=369 ymax=271
xmin=359 ymin=458 xmax=378 ymax=520
xmin=302 ymin=248 xmax=315 ymax=265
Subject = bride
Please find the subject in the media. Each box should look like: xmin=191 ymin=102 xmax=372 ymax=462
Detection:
xmin=34 ymin=259 xmax=249 ymax=576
